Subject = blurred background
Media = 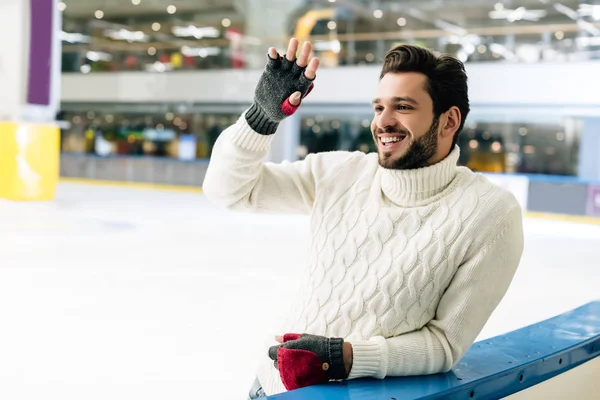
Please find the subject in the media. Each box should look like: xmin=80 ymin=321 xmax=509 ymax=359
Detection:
xmin=56 ymin=0 xmax=600 ymax=190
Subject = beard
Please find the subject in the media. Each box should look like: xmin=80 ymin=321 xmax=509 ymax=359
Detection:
xmin=377 ymin=117 xmax=440 ymax=170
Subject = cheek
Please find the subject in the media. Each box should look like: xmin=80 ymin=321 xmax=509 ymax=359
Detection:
xmin=402 ymin=118 xmax=427 ymax=137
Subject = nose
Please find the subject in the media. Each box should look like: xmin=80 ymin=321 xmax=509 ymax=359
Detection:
xmin=376 ymin=109 xmax=398 ymax=132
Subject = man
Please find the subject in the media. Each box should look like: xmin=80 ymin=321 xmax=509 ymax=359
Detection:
xmin=203 ymin=38 xmax=524 ymax=398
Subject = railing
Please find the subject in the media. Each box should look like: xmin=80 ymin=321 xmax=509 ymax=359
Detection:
xmin=264 ymin=301 xmax=600 ymax=399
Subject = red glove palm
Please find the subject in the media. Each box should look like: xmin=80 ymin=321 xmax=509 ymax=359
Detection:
xmin=268 ymin=333 xmax=347 ymax=391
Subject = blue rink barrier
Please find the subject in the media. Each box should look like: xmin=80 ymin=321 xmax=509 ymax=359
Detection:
xmin=267 ymin=301 xmax=600 ymax=400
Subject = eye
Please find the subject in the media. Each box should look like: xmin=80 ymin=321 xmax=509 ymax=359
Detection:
xmin=396 ymin=104 xmax=413 ymax=111
xmin=374 ymin=106 xmax=384 ymax=113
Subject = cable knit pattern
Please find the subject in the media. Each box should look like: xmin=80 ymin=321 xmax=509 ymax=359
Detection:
xmin=203 ymin=113 xmax=525 ymax=396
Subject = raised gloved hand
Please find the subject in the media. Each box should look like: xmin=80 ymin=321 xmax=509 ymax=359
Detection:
xmin=268 ymin=333 xmax=348 ymax=391
xmin=245 ymin=38 xmax=320 ymax=135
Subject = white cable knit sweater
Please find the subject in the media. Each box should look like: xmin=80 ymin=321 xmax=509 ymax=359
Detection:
xmin=203 ymin=114 xmax=524 ymax=396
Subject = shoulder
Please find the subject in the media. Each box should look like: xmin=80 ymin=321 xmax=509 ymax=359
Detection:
xmin=303 ymin=150 xmax=378 ymax=180
xmin=473 ymin=172 xmax=523 ymax=215
xmin=454 ymin=169 xmax=524 ymax=248
xmin=455 ymin=168 xmax=522 ymax=212
xmin=300 ymin=151 xmax=379 ymax=199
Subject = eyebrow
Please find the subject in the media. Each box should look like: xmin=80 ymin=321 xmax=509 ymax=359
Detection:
xmin=372 ymin=96 xmax=420 ymax=105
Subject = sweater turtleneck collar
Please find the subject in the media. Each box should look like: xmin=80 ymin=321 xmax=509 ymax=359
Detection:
xmin=379 ymin=145 xmax=460 ymax=207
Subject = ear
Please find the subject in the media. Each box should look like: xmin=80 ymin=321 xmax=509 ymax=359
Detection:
xmin=440 ymin=106 xmax=461 ymax=139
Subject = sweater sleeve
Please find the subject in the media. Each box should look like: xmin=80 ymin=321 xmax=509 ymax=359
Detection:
xmin=202 ymin=112 xmax=357 ymax=214
xmin=347 ymin=204 xmax=525 ymax=380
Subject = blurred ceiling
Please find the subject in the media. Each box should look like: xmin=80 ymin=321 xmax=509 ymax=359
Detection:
xmin=60 ymin=0 xmax=239 ymax=18
xmin=59 ymin=0 xmax=600 ymax=34
xmin=58 ymin=0 xmax=600 ymax=67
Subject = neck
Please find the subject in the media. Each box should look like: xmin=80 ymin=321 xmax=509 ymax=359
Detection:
xmin=379 ymin=145 xmax=460 ymax=207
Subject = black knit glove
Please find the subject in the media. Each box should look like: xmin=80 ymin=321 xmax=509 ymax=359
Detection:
xmin=268 ymin=333 xmax=347 ymax=391
xmin=245 ymin=53 xmax=315 ymax=135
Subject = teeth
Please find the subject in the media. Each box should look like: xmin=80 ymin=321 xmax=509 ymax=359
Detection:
xmin=381 ymin=136 xmax=403 ymax=143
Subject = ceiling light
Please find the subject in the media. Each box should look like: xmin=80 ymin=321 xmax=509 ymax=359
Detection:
xmin=60 ymin=31 xmax=91 ymax=43
xmin=181 ymin=46 xmax=222 ymax=58
xmin=221 ymin=18 xmax=231 ymax=27
xmin=58 ymin=2 xmax=66 ymax=11
xmin=167 ymin=5 xmax=176 ymax=14
xmin=555 ymin=30 xmax=564 ymax=40
xmin=578 ymin=4 xmax=600 ymax=20
xmin=104 ymin=28 xmax=148 ymax=42
xmin=148 ymin=47 xmax=157 ymax=55
xmin=489 ymin=7 xmax=547 ymax=22
xmin=152 ymin=22 xmax=161 ymax=31
xmin=172 ymin=25 xmax=220 ymax=39
xmin=132 ymin=0 xmax=140 ymax=5
xmin=327 ymin=21 xmax=337 ymax=30
xmin=95 ymin=10 xmax=104 ymax=19
xmin=494 ymin=3 xmax=504 ymax=11
xmin=397 ymin=17 xmax=406 ymax=26
xmin=86 ymin=51 xmax=112 ymax=62
xmin=373 ymin=9 xmax=383 ymax=18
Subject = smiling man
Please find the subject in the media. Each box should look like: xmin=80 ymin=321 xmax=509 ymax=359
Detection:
xmin=203 ymin=39 xmax=524 ymax=398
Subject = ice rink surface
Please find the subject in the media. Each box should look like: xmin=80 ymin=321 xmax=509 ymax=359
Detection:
xmin=1 ymin=182 xmax=599 ymax=400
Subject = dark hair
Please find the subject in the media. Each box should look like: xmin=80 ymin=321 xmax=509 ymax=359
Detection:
xmin=380 ymin=44 xmax=470 ymax=149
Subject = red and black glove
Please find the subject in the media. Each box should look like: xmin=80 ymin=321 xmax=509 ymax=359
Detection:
xmin=245 ymin=50 xmax=315 ymax=135
xmin=268 ymin=333 xmax=348 ymax=391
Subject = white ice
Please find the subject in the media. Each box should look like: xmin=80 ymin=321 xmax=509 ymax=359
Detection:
xmin=0 ymin=182 xmax=599 ymax=400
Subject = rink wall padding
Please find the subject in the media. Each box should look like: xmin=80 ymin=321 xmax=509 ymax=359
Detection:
xmin=527 ymin=180 xmax=588 ymax=217
xmin=60 ymin=153 xmax=206 ymax=188
xmin=265 ymin=301 xmax=600 ymax=400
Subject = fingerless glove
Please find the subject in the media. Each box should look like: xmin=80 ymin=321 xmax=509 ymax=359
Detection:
xmin=245 ymin=54 xmax=315 ymax=135
xmin=268 ymin=333 xmax=347 ymax=391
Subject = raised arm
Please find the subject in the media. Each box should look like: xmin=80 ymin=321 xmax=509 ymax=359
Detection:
xmin=203 ymin=39 xmax=323 ymax=214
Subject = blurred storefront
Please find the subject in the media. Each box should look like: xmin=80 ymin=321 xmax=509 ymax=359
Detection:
xmin=58 ymin=102 xmax=581 ymax=178
xmin=58 ymin=107 xmax=239 ymax=160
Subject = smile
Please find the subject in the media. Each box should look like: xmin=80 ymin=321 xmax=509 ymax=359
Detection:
xmin=379 ymin=135 xmax=407 ymax=148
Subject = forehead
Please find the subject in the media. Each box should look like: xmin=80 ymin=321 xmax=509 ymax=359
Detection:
xmin=375 ymin=72 xmax=430 ymax=103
